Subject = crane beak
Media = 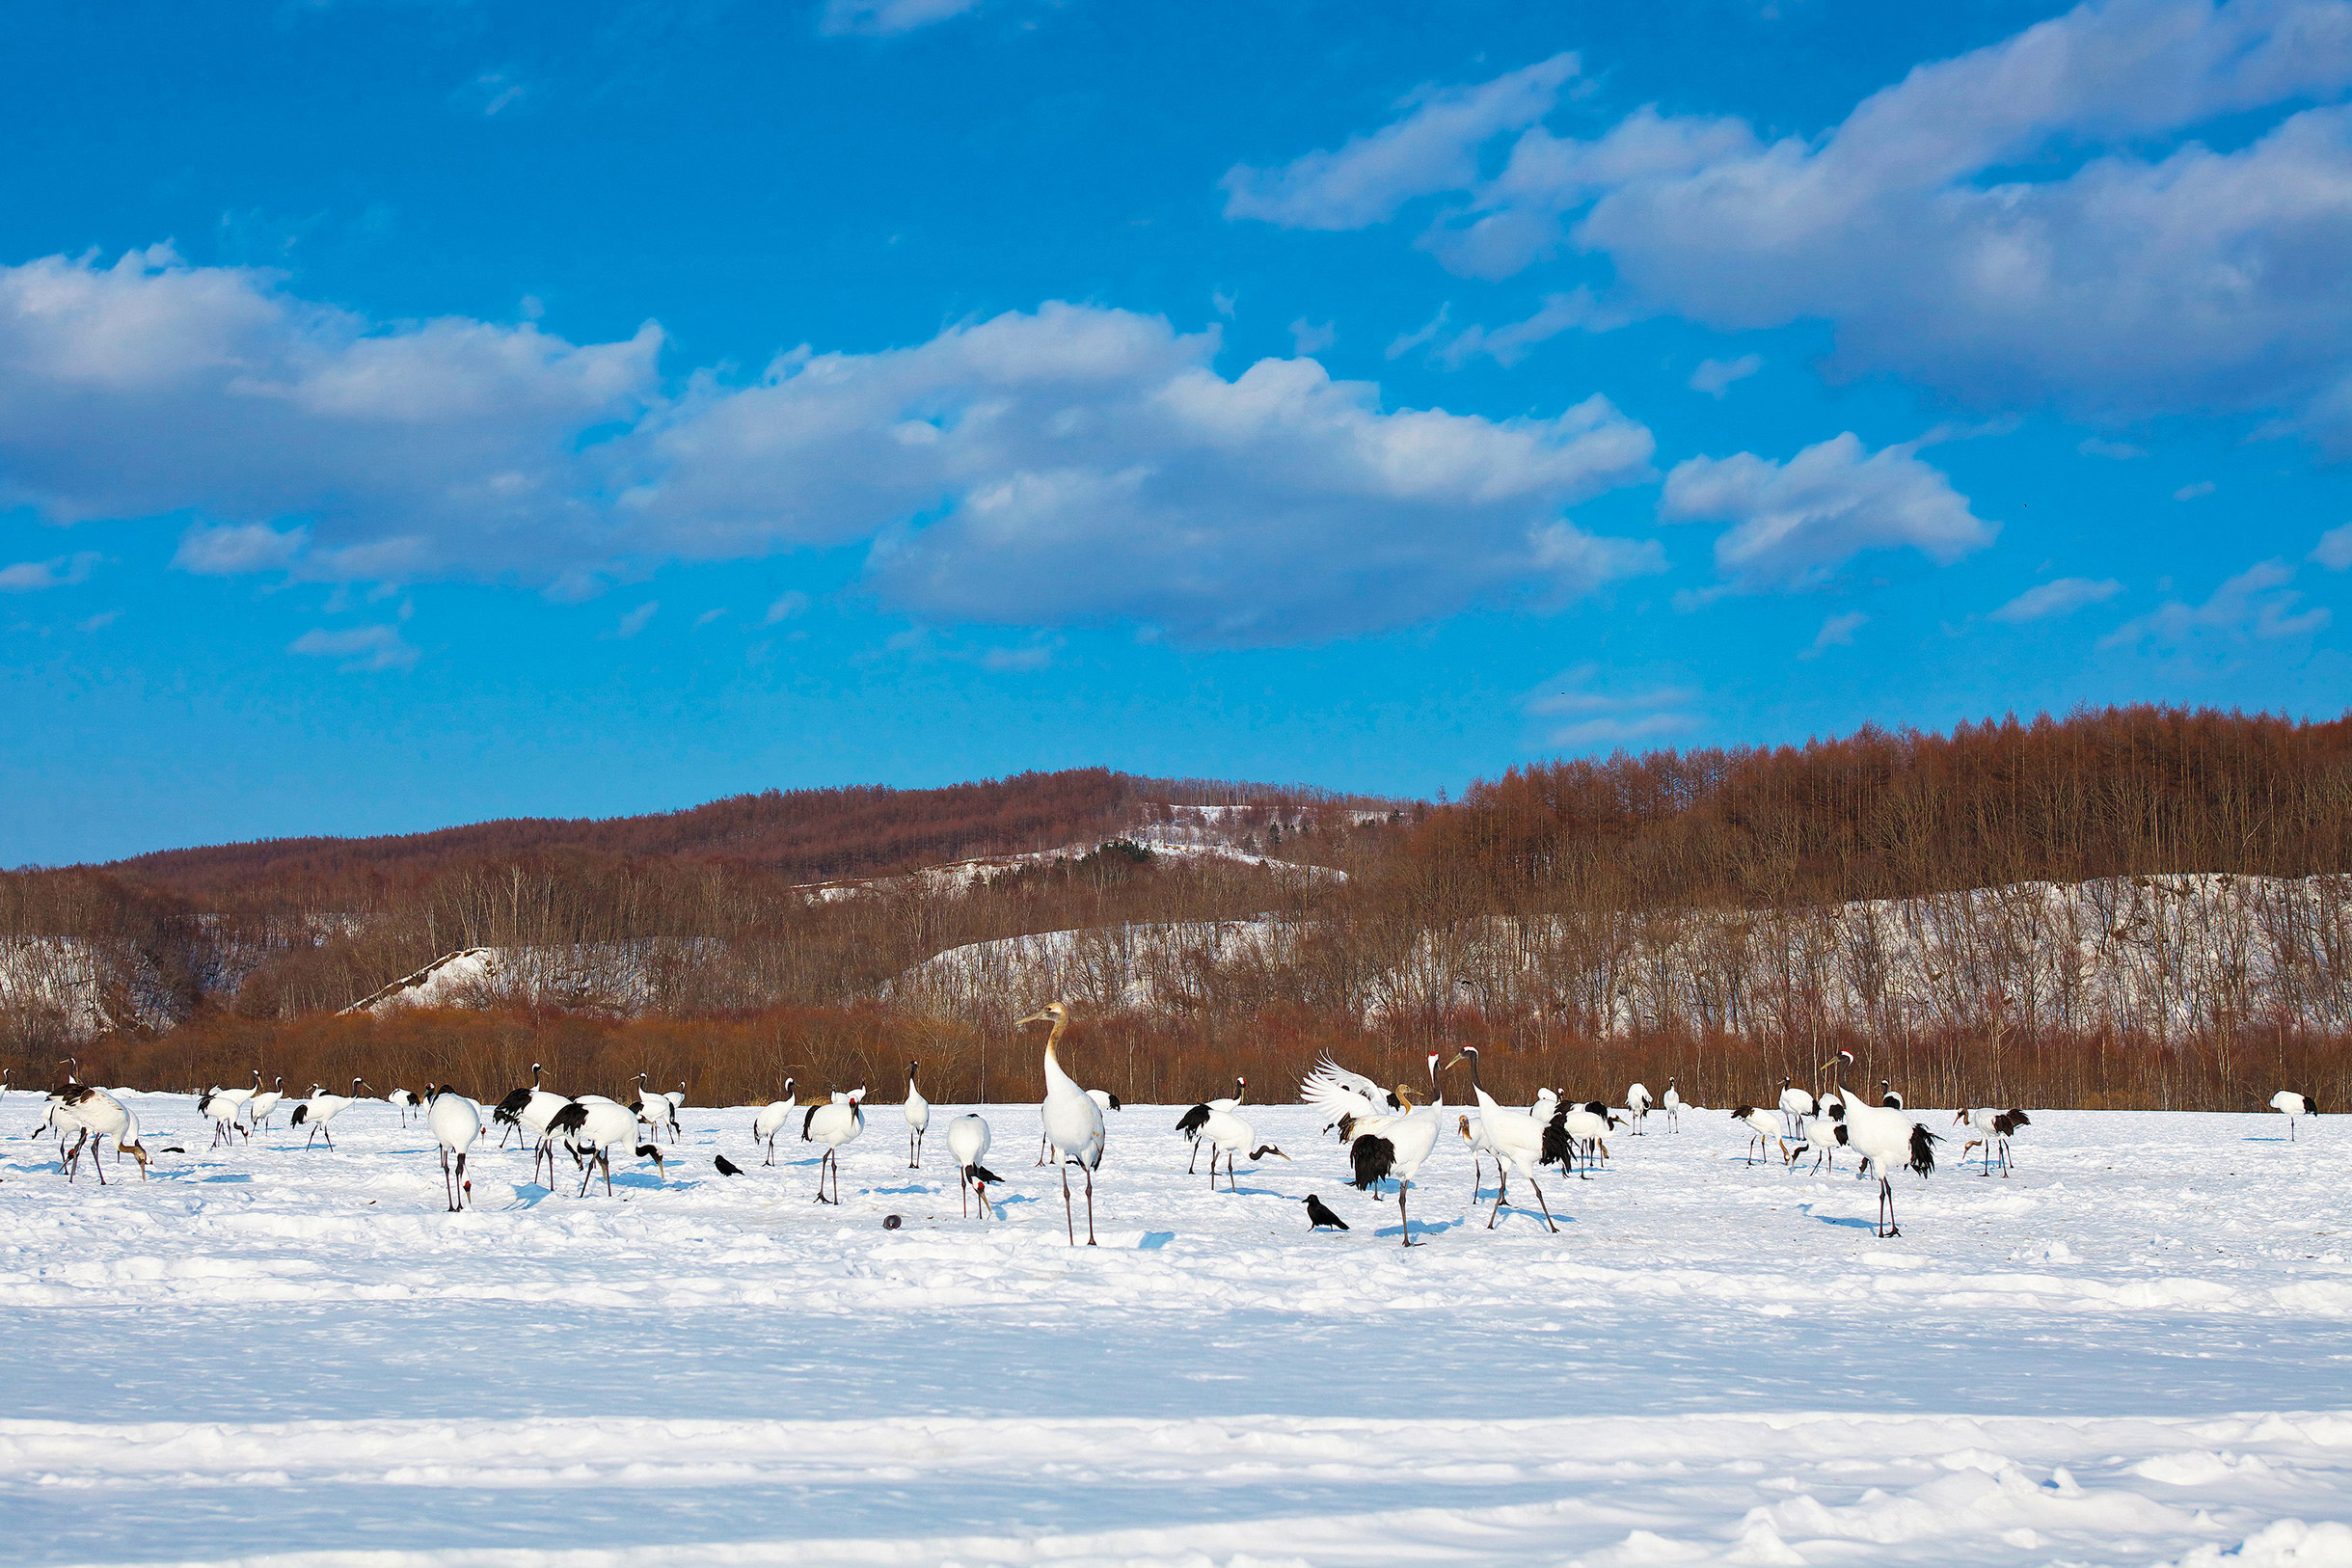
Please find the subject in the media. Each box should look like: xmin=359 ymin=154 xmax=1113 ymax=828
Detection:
xmin=1014 ymin=1009 xmax=1052 ymax=1027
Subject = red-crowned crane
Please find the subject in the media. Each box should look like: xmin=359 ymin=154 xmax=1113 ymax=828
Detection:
xmin=51 ymin=1087 xmax=148 ymax=1183
xmin=903 ymin=1061 xmax=930 ymax=1168
xmin=751 ymin=1079 xmax=799 ymax=1166
xmin=1176 ymin=1077 xmax=1247 ymax=1174
xmin=801 ymin=1090 xmax=866 ymax=1205
xmin=1449 ymin=1046 xmax=1558 ymax=1230
xmin=2271 ymin=1090 xmax=2318 ymax=1141
xmin=1840 ymin=1098 xmax=1939 ymax=1236
xmin=946 ymin=1112 xmax=997 ymax=1219
xmin=1020 ymin=1001 xmax=1105 ymax=1245
xmin=425 ymin=1085 xmax=483 ymax=1212
xmin=1307 ymin=1051 xmax=1443 ymax=1248
xmin=1733 ymin=1105 xmax=1784 ymax=1166
xmin=290 ymin=1080 xmax=363 ymax=1149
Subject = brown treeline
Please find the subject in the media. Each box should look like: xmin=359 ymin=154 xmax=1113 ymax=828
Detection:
xmin=5 ymin=705 xmax=2350 ymax=1112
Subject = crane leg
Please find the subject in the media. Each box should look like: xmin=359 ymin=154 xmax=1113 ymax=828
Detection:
xmin=1487 ymin=1179 xmax=1506 ymax=1229
xmin=1398 ymin=1180 xmax=1419 ymax=1247
xmin=1527 ymin=1177 xmax=1559 ymax=1232
xmin=1083 ymin=1163 xmax=1097 ymax=1247
xmin=1060 ymin=1160 xmax=1075 ymax=1245
xmin=1879 ymin=1177 xmax=1899 ymax=1237
xmin=1188 ymin=1139 xmax=1200 ymax=1176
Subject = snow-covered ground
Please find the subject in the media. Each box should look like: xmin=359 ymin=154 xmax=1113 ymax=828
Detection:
xmin=4 ymin=1091 xmax=2348 ymax=1567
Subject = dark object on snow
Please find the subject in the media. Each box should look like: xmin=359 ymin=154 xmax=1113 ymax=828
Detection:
xmin=882 ymin=1214 xmax=903 ymax=1230
xmin=1304 ymin=1193 xmax=1350 ymax=1230
xmin=714 ymin=1153 xmax=743 ymax=1176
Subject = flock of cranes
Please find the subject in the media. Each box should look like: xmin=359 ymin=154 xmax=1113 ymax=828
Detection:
xmin=9 ymin=1029 xmax=2326 ymax=1245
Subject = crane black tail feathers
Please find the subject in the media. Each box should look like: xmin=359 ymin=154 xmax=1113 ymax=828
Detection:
xmin=801 ymin=1103 xmax=822 ymax=1141
xmin=289 ymin=1105 xmax=310 ymax=1126
xmin=2006 ymin=1108 xmax=2034 ymax=1127
xmin=1541 ymin=1106 xmax=1571 ymax=1168
xmin=1175 ymin=1103 xmax=1211 ymax=1139
xmin=1906 ymin=1123 xmax=1939 ymax=1177
xmin=548 ymin=1103 xmax=588 ymax=1137
xmin=1350 ymin=1135 xmax=1396 ymax=1190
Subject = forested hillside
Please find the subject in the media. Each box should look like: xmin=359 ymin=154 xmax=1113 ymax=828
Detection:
xmin=5 ymin=707 xmax=2348 ymax=1112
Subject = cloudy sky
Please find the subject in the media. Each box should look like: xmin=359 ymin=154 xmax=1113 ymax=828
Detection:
xmin=6 ymin=0 xmax=2352 ymax=862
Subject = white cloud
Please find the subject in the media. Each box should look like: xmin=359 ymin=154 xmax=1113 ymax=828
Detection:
xmin=1231 ymin=3 xmax=2352 ymax=434
xmin=174 ymin=523 xmax=307 ymax=575
xmin=616 ymin=601 xmax=658 ymax=637
xmin=1430 ymin=290 xmax=1615 ymax=367
xmin=2077 ymin=436 xmax=2148 ymax=459
xmin=287 ymin=624 xmax=419 ymax=672
xmin=763 ymin=589 xmax=811 ymax=624
xmin=2313 ymin=521 xmax=2352 ymax=567
xmin=1800 ymin=609 xmax=1869 ymax=659
xmin=0 ymin=246 xmax=659 ymax=581
xmin=1690 ymin=354 xmax=1762 ymax=397
xmin=1222 ymin=55 xmax=1579 ymax=230
xmin=2100 ymin=557 xmax=2331 ymax=648
xmin=1288 ymin=318 xmax=1337 ymax=355
xmin=620 ymin=303 xmax=1661 ymax=643
xmin=0 ymin=253 xmax=1663 ymax=645
xmin=819 ymin=0 xmax=980 ymax=36
xmin=1659 ymin=432 xmax=1996 ymax=590
xmin=1990 ymin=576 xmax=2125 ymax=621
xmin=1526 ymin=665 xmax=1699 ymax=748
xmin=0 ymin=551 xmax=99 ymax=592
xmin=2174 ymin=479 xmax=2217 ymax=500
xmin=693 ymin=607 xmax=728 ymax=627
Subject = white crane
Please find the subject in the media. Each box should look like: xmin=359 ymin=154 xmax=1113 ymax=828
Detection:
xmin=801 ymin=1090 xmax=866 ymax=1205
xmin=632 ymin=1074 xmax=681 ymax=1143
xmin=1879 ymin=1079 xmax=1904 ymax=1109
xmin=1787 ymin=1113 xmax=1845 ymax=1173
xmin=1020 ymin=1001 xmax=1106 ymax=1246
xmin=425 ymin=1085 xmax=483 ymax=1212
xmin=1457 ymin=1113 xmax=1495 ymax=1200
xmin=1308 ymin=1051 xmax=1442 ymax=1248
xmin=387 ymin=1086 xmax=421 ymax=1125
xmin=1176 ymin=1076 xmax=1247 ymax=1174
xmin=1449 ymin=1046 xmax=1559 ymax=1230
xmin=553 ymin=1099 xmax=667 ymax=1194
xmin=903 ymin=1061 xmax=930 ymax=1168
xmin=2271 ymin=1090 xmax=2318 ymax=1140
xmin=751 ymin=1078 xmax=798 ymax=1166
xmin=50 ymin=1087 xmax=148 ymax=1183
xmin=1625 ymin=1081 xmax=1653 ymax=1134
xmin=492 ymin=1064 xmax=552 ymax=1149
xmin=1554 ymin=1099 xmax=1619 ymax=1178
xmin=1303 ymin=1059 xmax=1403 ymax=1139
xmin=1194 ymin=1106 xmax=1289 ymax=1191
xmin=1661 ymin=1077 xmax=1684 ymax=1132
xmin=199 ymin=1082 xmax=254 ymax=1148
xmin=1839 ymin=1098 xmax=1938 ymax=1236
xmin=1732 ymin=1104 xmax=1784 ymax=1165
xmin=290 ymin=1079 xmax=363 ymax=1149
xmin=1957 ymin=1108 xmax=2030 ymax=1176
xmin=946 ymin=1112 xmax=997 ymax=1219
xmin=246 ymin=1073 xmax=285 ymax=1131
xmin=1777 ymin=1076 xmax=1816 ymax=1137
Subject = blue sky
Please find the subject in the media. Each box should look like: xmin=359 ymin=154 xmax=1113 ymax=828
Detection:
xmin=6 ymin=0 xmax=2352 ymax=864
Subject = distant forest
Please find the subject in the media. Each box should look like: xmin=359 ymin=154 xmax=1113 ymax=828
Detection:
xmin=6 ymin=707 xmax=2349 ymax=1112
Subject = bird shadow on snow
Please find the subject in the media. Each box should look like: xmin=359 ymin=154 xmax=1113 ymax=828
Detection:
xmin=1798 ymin=1203 xmax=1878 ymax=1230
xmin=1374 ymin=1217 xmax=1468 ymax=1241
xmin=868 ymin=1182 xmax=938 ymax=1196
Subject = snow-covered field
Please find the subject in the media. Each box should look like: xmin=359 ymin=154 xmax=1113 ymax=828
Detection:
xmin=5 ymin=1091 xmax=2349 ymax=1567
